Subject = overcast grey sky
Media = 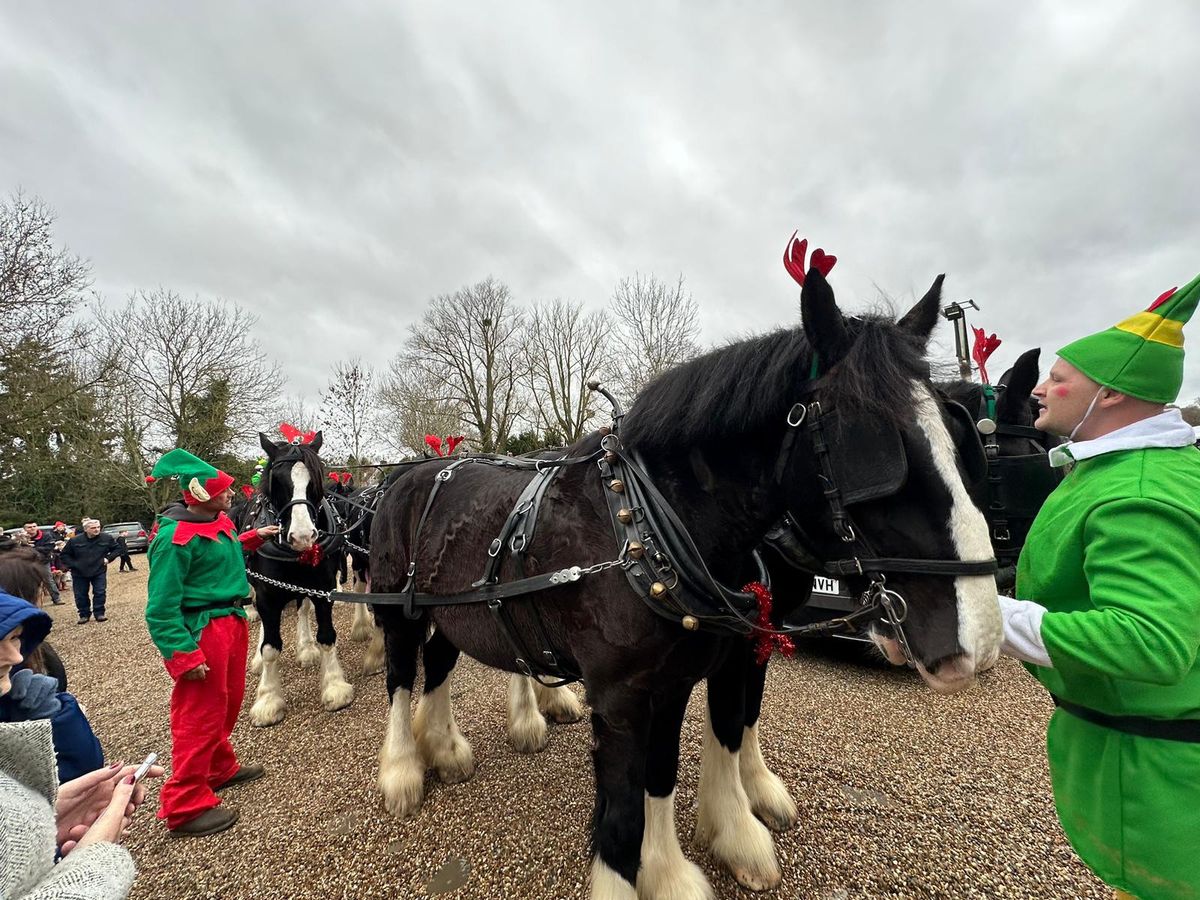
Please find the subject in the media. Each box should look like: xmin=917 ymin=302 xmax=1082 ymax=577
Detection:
xmin=2 ymin=0 xmax=1197 ymax=406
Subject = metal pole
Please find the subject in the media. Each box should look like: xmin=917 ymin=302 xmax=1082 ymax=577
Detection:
xmin=940 ymin=300 xmax=979 ymax=381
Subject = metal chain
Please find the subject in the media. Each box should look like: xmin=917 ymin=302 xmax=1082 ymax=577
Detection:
xmin=344 ymin=539 xmax=369 ymax=555
xmin=246 ymin=568 xmax=332 ymax=599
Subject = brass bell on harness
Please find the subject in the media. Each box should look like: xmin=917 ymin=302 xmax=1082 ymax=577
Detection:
xmin=609 ymin=479 xmax=625 ymax=494
xmin=650 ymin=581 xmax=667 ymax=599
xmin=681 ymin=615 xmax=699 ymax=631
xmin=604 ymin=450 xmax=617 ymax=463
xmin=628 ymin=540 xmax=645 ymax=559
xmin=617 ymin=508 xmax=633 ymax=524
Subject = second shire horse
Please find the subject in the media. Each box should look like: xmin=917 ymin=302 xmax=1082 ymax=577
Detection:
xmin=237 ymin=430 xmax=355 ymax=726
xmin=368 ymin=262 xmax=1002 ymax=899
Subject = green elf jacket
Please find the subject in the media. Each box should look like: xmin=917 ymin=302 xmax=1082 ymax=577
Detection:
xmin=145 ymin=503 xmax=265 ymax=679
xmin=1017 ymin=441 xmax=1200 ymax=900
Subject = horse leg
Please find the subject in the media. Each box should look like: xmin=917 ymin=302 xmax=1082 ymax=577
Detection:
xmin=313 ymin=597 xmax=354 ymax=712
xmin=695 ymin=656 xmax=780 ymax=891
xmin=377 ymin=608 xmax=427 ymax=819
xmin=249 ymin=618 xmax=265 ymax=674
xmin=413 ymin=627 xmax=474 ymax=783
xmin=638 ymin=686 xmax=713 ymax=900
xmin=588 ymin=686 xmax=651 ymax=900
xmin=362 ymin=605 xmax=386 ymax=676
xmin=534 ymin=678 xmax=584 ymax=724
xmin=294 ymin=596 xmax=321 ymax=668
xmin=348 ymin=566 xmax=374 ymax=642
xmin=507 ymin=674 xmax=548 ymax=753
xmin=739 ymin=655 xmax=798 ymax=832
xmin=250 ymin=600 xmax=287 ymax=727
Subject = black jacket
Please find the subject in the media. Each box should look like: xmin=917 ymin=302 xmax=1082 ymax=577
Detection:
xmin=30 ymin=529 xmax=58 ymax=562
xmin=59 ymin=532 xmax=119 ymax=577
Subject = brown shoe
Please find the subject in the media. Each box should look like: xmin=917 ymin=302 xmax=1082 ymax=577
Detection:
xmin=214 ymin=764 xmax=265 ymax=792
xmin=171 ymin=805 xmax=239 ymax=837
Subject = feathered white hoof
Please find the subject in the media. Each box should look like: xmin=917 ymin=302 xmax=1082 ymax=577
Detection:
xmin=379 ymin=750 xmax=426 ymax=820
xmin=536 ymin=681 xmax=584 ymax=724
xmin=296 ymin=643 xmax=321 ymax=669
xmin=249 ymin=650 xmax=263 ymax=674
xmin=249 ymin=692 xmax=286 ymax=727
xmin=744 ymin=769 xmax=798 ymax=833
xmin=507 ymin=674 xmax=548 ymax=753
xmin=638 ymin=793 xmax=714 ymax=900
xmin=245 ymin=604 xmax=259 ymax=622
xmin=694 ymin=813 xmax=779 ymax=892
xmin=590 ymin=857 xmax=637 ymax=900
xmin=349 ymin=604 xmax=374 ymax=642
xmin=322 ymin=678 xmax=355 ymax=712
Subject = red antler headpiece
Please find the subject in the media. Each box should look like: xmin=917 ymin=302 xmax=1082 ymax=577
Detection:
xmin=280 ymin=422 xmax=317 ymax=445
xmin=424 ymin=434 xmax=445 ymax=457
xmin=971 ymin=327 xmax=1003 ymax=384
xmin=339 ymin=472 xmax=352 ymax=485
xmin=241 ymin=484 xmax=255 ymax=499
xmin=445 ymin=435 xmax=465 ymax=455
xmin=783 ymin=231 xmax=837 ymax=287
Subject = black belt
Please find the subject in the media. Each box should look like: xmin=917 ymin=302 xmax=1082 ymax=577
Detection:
xmin=1052 ymin=695 xmax=1200 ymax=744
xmin=189 ymin=597 xmax=250 ymax=615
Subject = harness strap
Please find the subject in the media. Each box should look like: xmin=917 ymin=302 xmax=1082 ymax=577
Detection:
xmin=825 ymin=557 xmax=998 ymax=577
xmin=479 ymin=464 xmax=560 ymax=585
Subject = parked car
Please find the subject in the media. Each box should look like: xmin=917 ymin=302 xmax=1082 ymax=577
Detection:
xmin=102 ymin=521 xmax=150 ymax=553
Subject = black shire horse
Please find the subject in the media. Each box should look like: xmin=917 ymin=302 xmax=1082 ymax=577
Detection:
xmin=368 ymin=266 xmax=1001 ymax=899
xmin=237 ymin=432 xmax=355 ymax=726
xmin=328 ymin=471 xmax=389 ymax=675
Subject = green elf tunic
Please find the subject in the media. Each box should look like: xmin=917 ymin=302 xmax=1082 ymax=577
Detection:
xmin=146 ymin=503 xmax=260 ymax=678
xmin=1016 ymin=439 xmax=1200 ymax=899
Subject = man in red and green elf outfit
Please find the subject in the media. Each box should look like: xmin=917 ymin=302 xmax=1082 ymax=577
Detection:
xmin=999 ymin=273 xmax=1200 ymax=899
xmin=144 ymin=449 xmax=280 ymax=836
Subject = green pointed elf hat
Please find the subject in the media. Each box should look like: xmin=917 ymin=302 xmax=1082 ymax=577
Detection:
xmin=146 ymin=448 xmax=235 ymax=504
xmin=1057 ymin=271 xmax=1200 ymax=404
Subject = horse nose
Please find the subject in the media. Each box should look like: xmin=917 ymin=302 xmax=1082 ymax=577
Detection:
xmin=288 ymin=527 xmax=316 ymax=551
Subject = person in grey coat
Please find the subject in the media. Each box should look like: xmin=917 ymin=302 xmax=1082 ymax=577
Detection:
xmin=0 ymin=719 xmax=162 ymax=899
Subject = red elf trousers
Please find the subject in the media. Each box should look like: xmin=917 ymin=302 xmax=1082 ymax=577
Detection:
xmin=157 ymin=613 xmax=249 ymax=829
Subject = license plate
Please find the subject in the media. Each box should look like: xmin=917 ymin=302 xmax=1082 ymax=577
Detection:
xmin=812 ymin=576 xmax=842 ymax=595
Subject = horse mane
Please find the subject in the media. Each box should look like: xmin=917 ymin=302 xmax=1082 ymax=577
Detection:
xmin=623 ymin=315 xmax=932 ymax=453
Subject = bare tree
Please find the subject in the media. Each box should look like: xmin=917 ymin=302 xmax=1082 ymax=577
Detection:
xmin=523 ymin=299 xmax=613 ymax=444
xmin=0 ymin=190 xmax=92 ymax=352
xmin=319 ymin=357 xmax=377 ymax=462
xmin=377 ymin=361 xmax=464 ymax=456
xmin=399 ymin=277 xmax=528 ymax=453
xmin=610 ymin=273 xmax=701 ymax=401
xmin=94 ymin=289 xmax=281 ymax=458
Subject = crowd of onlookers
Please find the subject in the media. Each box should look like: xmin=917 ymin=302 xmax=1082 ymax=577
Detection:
xmin=1 ymin=522 xmax=162 ymax=898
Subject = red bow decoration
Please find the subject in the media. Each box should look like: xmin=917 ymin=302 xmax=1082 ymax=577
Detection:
xmin=971 ymin=327 xmax=1003 ymax=384
xmin=298 ymin=544 xmax=323 ymax=567
xmin=280 ymin=423 xmax=317 ymax=445
xmin=240 ymin=485 xmax=254 ymax=499
xmin=425 ymin=434 xmax=444 ymax=457
xmin=743 ymin=581 xmax=796 ymax=665
xmin=783 ymin=231 xmax=837 ymax=287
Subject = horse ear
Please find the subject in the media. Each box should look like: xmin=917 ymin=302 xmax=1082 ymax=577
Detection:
xmin=259 ymin=433 xmax=277 ymax=457
xmin=897 ymin=275 xmax=945 ymax=345
xmin=997 ymin=348 xmax=1041 ymax=419
xmin=310 ymin=431 xmax=323 ymax=452
xmin=800 ymin=267 xmax=851 ymax=364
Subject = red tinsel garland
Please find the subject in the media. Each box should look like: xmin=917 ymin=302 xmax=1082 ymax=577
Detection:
xmin=298 ymin=544 xmax=323 ymax=567
xmin=743 ymin=580 xmax=796 ymax=666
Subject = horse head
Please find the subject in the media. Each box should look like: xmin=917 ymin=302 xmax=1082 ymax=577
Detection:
xmin=786 ymin=267 xmax=1001 ymax=692
xmin=258 ymin=430 xmax=326 ymax=552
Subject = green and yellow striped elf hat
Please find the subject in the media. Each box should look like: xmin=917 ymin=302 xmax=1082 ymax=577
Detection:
xmin=1057 ymin=271 xmax=1200 ymax=404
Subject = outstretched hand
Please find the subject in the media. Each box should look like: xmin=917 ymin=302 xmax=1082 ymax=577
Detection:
xmin=256 ymin=525 xmax=281 ymax=539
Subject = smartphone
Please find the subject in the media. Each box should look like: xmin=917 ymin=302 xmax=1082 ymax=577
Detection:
xmin=131 ymin=752 xmax=158 ymax=784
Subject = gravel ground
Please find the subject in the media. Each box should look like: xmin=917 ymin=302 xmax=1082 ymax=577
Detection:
xmin=45 ymin=564 xmax=1108 ymax=899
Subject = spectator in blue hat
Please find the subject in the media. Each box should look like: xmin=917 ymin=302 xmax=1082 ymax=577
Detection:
xmin=0 ymin=590 xmax=104 ymax=782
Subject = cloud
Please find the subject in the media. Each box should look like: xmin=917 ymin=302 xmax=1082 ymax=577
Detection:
xmin=1 ymin=0 xmax=1197 ymax=404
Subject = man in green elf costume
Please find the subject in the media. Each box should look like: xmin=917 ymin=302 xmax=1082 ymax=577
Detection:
xmin=144 ymin=449 xmax=280 ymax=836
xmin=999 ymin=273 xmax=1200 ymax=899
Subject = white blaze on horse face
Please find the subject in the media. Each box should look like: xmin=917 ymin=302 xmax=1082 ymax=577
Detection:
xmin=911 ymin=384 xmax=1002 ymax=674
xmin=287 ymin=461 xmax=317 ymax=550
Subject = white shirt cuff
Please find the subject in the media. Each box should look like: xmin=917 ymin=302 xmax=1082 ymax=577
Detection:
xmin=997 ymin=595 xmax=1053 ymax=668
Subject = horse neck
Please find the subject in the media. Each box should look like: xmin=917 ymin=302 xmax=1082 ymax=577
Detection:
xmin=636 ymin=435 xmax=788 ymax=581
